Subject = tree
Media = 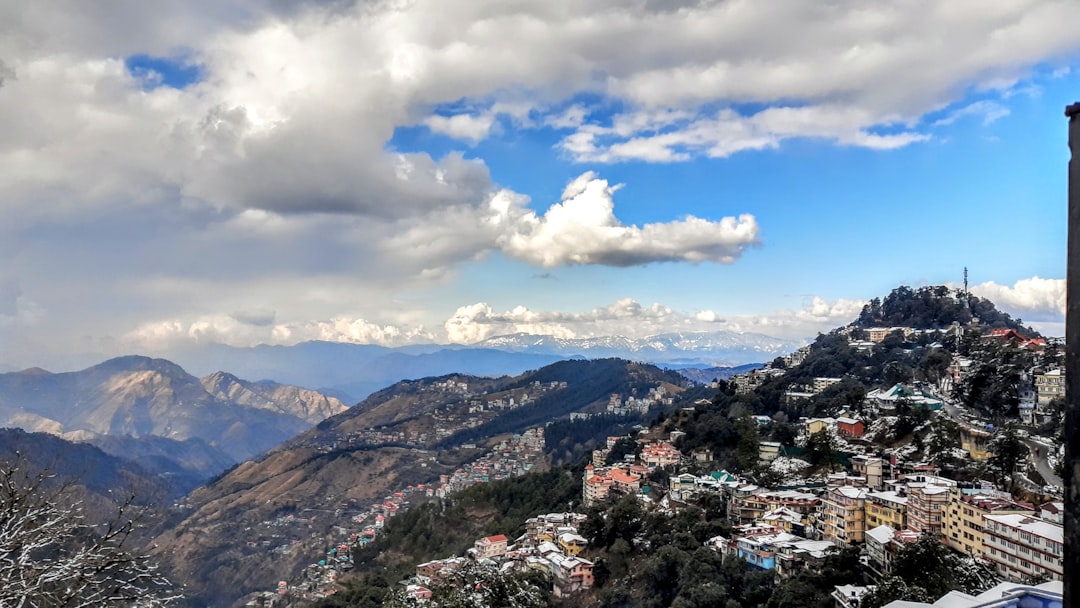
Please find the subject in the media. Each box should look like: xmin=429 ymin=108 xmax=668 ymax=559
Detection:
xmin=927 ymin=418 xmax=961 ymax=469
xmin=884 ymin=534 xmax=995 ymax=601
xmin=861 ymin=576 xmax=931 ymax=608
xmin=806 ymin=429 xmax=840 ymax=471
xmin=734 ymin=415 xmax=762 ymax=472
xmin=988 ymin=426 xmax=1027 ymax=484
xmin=0 ymin=460 xmax=179 ymax=607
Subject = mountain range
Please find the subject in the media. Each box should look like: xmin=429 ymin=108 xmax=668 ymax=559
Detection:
xmin=159 ymin=329 xmax=800 ymax=402
xmin=0 ymin=356 xmax=347 ymax=490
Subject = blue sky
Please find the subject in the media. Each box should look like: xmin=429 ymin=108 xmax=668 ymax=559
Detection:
xmin=0 ymin=1 xmax=1076 ymax=369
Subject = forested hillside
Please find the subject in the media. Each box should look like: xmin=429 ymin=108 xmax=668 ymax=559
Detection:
xmin=853 ymin=285 xmax=1038 ymax=335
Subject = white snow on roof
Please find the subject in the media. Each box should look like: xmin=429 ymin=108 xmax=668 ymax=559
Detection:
xmin=984 ymin=513 xmax=1063 ymax=542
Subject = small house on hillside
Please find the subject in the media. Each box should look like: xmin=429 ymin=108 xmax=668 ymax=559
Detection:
xmin=836 ymin=417 xmax=864 ymax=439
xmin=474 ymin=534 xmax=508 ymax=559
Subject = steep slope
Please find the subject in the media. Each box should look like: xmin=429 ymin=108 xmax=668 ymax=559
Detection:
xmin=0 ymin=427 xmax=174 ymax=517
xmin=0 ymin=356 xmax=345 ymax=464
xmin=200 ymin=371 xmax=348 ymax=423
xmin=150 ymin=358 xmax=686 ymax=606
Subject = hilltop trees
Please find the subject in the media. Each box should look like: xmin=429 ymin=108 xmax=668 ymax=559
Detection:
xmin=855 ymin=285 xmax=1036 ymax=335
xmin=0 ymin=460 xmax=179 ymax=607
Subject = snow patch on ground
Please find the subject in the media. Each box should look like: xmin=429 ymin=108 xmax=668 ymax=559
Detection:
xmin=769 ymin=457 xmax=811 ymax=475
xmin=863 ymin=417 xmax=897 ymax=443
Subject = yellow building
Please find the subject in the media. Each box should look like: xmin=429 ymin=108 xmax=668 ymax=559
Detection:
xmin=557 ymin=532 xmax=588 ymax=557
xmin=960 ymin=425 xmax=993 ymax=461
xmin=852 ymin=456 xmax=885 ymax=491
xmin=943 ymin=491 xmax=1033 ymax=558
xmin=1034 ymin=369 xmax=1065 ymax=406
xmin=805 ymin=418 xmax=834 ymax=435
xmin=865 ymin=491 xmax=907 ymax=531
xmin=822 ymin=486 xmax=867 ymax=545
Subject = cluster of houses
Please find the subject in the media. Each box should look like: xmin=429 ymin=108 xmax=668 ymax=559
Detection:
xmin=606 ymin=386 xmax=675 ymax=415
xmin=406 ymin=512 xmax=595 ymax=600
xmin=290 ymin=380 xmax=569 ymax=455
xmin=432 ymin=428 xmax=545 ymax=497
xmin=466 ymin=380 xmax=568 ymax=414
xmin=582 ymin=439 xmax=686 ymax=506
xmin=583 ymin=422 xmax=1065 ymax=592
xmin=252 ymin=428 xmax=549 ymax=605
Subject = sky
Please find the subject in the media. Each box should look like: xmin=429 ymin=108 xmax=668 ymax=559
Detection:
xmin=0 ymin=0 xmax=1077 ymax=370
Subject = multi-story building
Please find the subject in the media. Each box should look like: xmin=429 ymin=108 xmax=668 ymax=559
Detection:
xmin=1034 ymin=369 xmax=1065 ymax=406
xmin=732 ymin=530 xmax=833 ymax=575
xmin=906 ymin=482 xmax=952 ymax=537
xmin=734 ymin=370 xmax=767 ymax=394
xmin=836 ymin=417 xmax=865 ymax=438
xmin=812 ymin=377 xmax=843 ymax=393
xmin=474 ymin=534 xmax=509 ymax=559
xmin=865 ymin=491 xmax=907 ymax=531
xmin=943 ymin=491 xmax=1033 ymax=558
xmin=983 ymin=514 xmax=1063 ymax=582
xmin=640 ymin=441 xmax=681 ymax=468
xmin=851 ymin=456 xmax=885 ymax=490
xmin=821 ymin=486 xmax=867 ymax=545
xmin=582 ymin=465 xmax=641 ymax=506
xmin=730 ymin=488 xmax=820 ymax=525
xmin=864 ymin=525 xmax=894 ymax=580
xmin=548 ymin=554 xmax=595 ymax=597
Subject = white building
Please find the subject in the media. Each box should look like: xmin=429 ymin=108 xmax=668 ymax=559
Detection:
xmin=983 ymin=514 xmax=1063 ymax=582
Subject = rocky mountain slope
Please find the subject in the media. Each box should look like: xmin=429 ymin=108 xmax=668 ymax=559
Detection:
xmin=0 ymin=356 xmax=347 ymax=467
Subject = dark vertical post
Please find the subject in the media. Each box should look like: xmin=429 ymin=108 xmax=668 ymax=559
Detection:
xmin=1066 ymin=102 xmax=1080 ymax=606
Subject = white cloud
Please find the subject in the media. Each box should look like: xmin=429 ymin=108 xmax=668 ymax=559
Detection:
xmin=719 ymin=296 xmax=868 ymax=338
xmin=968 ymin=277 xmax=1066 ymax=322
xmin=1 ymin=0 xmax=1077 ymax=364
xmin=561 ymin=105 xmax=929 ymax=163
xmin=694 ymin=310 xmax=722 ymax=323
xmin=124 ymin=314 xmax=434 ymax=351
xmin=423 ymin=112 xmax=498 ymax=143
xmin=496 ymin=173 xmax=759 ymax=266
xmin=932 ymin=100 xmax=1011 ymax=126
xmin=442 ymin=295 xmax=859 ymax=344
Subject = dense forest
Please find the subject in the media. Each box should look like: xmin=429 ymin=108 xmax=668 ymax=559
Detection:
xmin=436 ymin=359 xmax=685 ymax=448
xmin=853 ymin=285 xmax=1038 ymax=336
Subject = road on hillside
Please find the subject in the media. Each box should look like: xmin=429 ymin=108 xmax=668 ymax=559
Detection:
xmin=1022 ymin=438 xmax=1062 ymax=489
xmin=939 ymin=397 xmax=1062 ymax=490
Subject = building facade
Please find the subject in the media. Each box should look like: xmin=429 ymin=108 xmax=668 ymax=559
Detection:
xmin=983 ymin=514 xmax=1063 ymax=582
xmin=821 ymin=486 xmax=867 ymax=545
xmin=943 ymin=492 xmax=1033 ymax=558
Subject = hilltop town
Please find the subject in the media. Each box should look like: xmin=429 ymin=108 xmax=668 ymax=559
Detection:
xmin=301 ymin=286 xmax=1066 ymax=608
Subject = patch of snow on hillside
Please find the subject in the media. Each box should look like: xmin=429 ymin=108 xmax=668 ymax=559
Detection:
xmin=863 ymin=416 xmax=897 ymax=443
xmin=770 ymin=457 xmax=810 ymax=475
